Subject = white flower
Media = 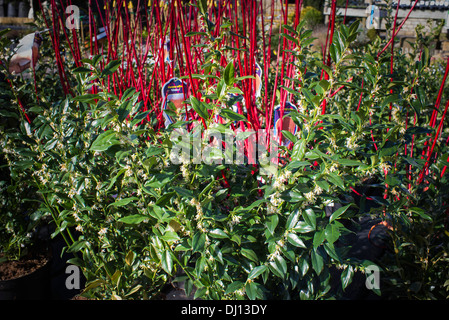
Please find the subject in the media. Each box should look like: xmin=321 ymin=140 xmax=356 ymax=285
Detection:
xmin=227 ymin=215 xmax=241 ymax=229
xmin=75 ymin=225 xmax=83 ymax=232
xmin=267 ymin=204 xmax=278 ymax=214
xmin=98 ymin=227 xmax=108 ymax=236
xmin=379 ymin=162 xmax=391 ymax=173
xmin=313 ymin=184 xmax=323 ymax=196
xmin=73 ymin=212 xmax=81 ymax=222
xmin=181 ymin=164 xmax=189 ymax=180
xmin=270 ymin=191 xmax=283 ymax=207
xmin=329 ymin=163 xmax=339 ymax=172
xmin=345 ymin=136 xmax=359 ymax=150
xmin=125 ymin=165 xmax=133 ymax=177
xmin=304 ymin=191 xmax=316 ymax=203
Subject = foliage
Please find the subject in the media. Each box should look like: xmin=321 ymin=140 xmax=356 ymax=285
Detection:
xmin=1 ymin=4 xmax=449 ymax=301
xmin=0 ymin=28 xmax=59 ymax=262
xmin=300 ymin=6 xmax=323 ymax=30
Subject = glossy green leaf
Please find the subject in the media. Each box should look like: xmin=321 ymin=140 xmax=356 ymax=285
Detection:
xmin=286 ymin=209 xmax=301 ymax=230
xmin=303 ymin=208 xmax=316 ymax=230
xmin=220 ymin=108 xmax=248 ymax=122
xmin=224 ymin=61 xmax=235 ymax=86
xmin=101 ymin=59 xmax=121 ymax=77
xmin=192 ymin=232 xmax=206 ymax=253
xmin=241 ymin=248 xmax=259 ymax=263
xmin=266 ymin=214 xmax=279 ymax=234
xmin=161 ymin=250 xmax=173 ymax=274
xmin=287 ymin=233 xmax=306 ymax=248
xmin=248 ymin=265 xmax=268 ymax=280
xmin=341 ymin=265 xmax=354 ymax=290
xmin=313 ymin=229 xmax=325 ymax=248
xmin=329 ymin=204 xmax=351 ymax=223
xmin=209 ymin=228 xmax=229 ymax=239
xmin=311 ymin=248 xmax=324 ymax=275
xmin=118 ymin=214 xmax=147 ymax=224
xmin=190 ymin=96 xmax=209 ymax=121
xmin=108 ymin=197 xmax=139 ymax=208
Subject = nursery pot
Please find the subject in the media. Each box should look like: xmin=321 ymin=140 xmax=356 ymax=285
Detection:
xmin=0 ymin=255 xmax=52 ymax=300
xmin=17 ymin=1 xmax=28 ymax=18
xmin=7 ymin=1 xmax=17 ymax=17
xmin=0 ymin=0 xmax=4 ymax=17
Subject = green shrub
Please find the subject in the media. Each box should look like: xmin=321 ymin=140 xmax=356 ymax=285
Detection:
xmin=1 ymin=10 xmax=449 ymax=301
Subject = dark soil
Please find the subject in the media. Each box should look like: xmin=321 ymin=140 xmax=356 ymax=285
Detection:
xmin=0 ymin=253 xmax=50 ymax=281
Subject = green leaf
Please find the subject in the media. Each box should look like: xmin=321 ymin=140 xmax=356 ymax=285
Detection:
xmin=298 ymin=258 xmax=309 ymax=277
xmin=161 ymin=250 xmax=173 ymax=274
xmin=161 ymin=231 xmax=181 ymax=242
xmin=224 ymin=61 xmax=235 ymax=86
xmin=280 ymin=33 xmax=298 ymax=45
xmin=125 ymin=285 xmax=143 ymax=297
xmin=72 ymin=94 xmax=101 ymax=103
xmin=286 ymin=209 xmax=300 ymax=230
xmin=311 ymin=248 xmax=324 ymax=275
xmin=341 ymin=265 xmax=354 ymax=290
xmin=209 ymin=228 xmax=229 ymax=239
xmin=241 ymin=248 xmax=259 ymax=263
xmin=67 ymin=240 xmax=87 ymax=253
xmin=336 ymin=159 xmax=365 ymax=167
xmin=90 ymin=130 xmax=121 ymax=152
xmin=282 ymin=24 xmax=298 ymax=36
xmin=108 ymin=197 xmax=139 ymax=208
xmin=248 ymin=265 xmax=268 ymax=280
xmin=121 ymin=87 xmax=136 ymax=101
xmin=266 ymin=214 xmax=279 ymax=234
xmin=101 ymin=59 xmax=121 ymax=77
xmin=236 ymin=130 xmax=255 ymax=141
xmin=73 ymin=66 xmax=93 ymax=74
xmin=385 ymin=174 xmax=400 ymax=187
xmin=225 ymin=281 xmax=244 ymax=295
xmin=324 ymin=223 xmax=341 ymax=245
xmin=303 ymin=208 xmax=316 ymax=230
xmin=220 ymin=108 xmax=248 ymax=122
xmin=291 ymin=139 xmax=307 ymax=161
xmin=125 ymin=251 xmax=136 ymax=266
xmin=172 ymin=186 xmax=194 ymax=198
xmin=327 ymin=172 xmax=345 ymax=190
xmin=228 ymin=87 xmax=243 ymax=95
xmin=286 ymin=161 xmax=311 ymax=171
xmin=313 ymin=229 xmax=326 ymax=248
xmin=269 ymin=255 xmax=287 ymax=279
xmin=190 ymin=96 xmax=209 ymax=120
xmin=236 ymin=75 xmax=256 ymax=81
xmin=287 ymin=233 xmax=306 ymax=248
xmin=192 ymin=232 xmax=206 ymax=253
xmin=281 ymin=130 xmax=297 ymax=144
xmin=381 ymin=94 xmax=401 ymax=108
xmin=245 ymin=281 xmax=257 ymax=300
xmin=318 ymin=79 xmax=330 ymax=91
xmin=409 ymin=207 xmax=433 ymax=221
xmin=185 ymin=31 xmax=208 ymax=37
xmin=118 ymin=214 xmax=147 ymax=224
xmin=379 ymin=140 xmax=398 ymax=157
xmin=197 ymin=0 xmax=207 ymax=14
xmin=293 ymin=221 xmax=314 ymax=233
xmin=329 ymin=204 xmax=351 ymax=223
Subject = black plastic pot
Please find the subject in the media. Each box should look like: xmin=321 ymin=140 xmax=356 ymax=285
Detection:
xmin=0 ymin=0 xmax=4 ymax=17
xmin=18 ymin=1 xmax=28 ymax=18
xmin=0 ymin=257 xmax=52 ymax=300
xmin=7 ymin=1 xmax=17 ymax=17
